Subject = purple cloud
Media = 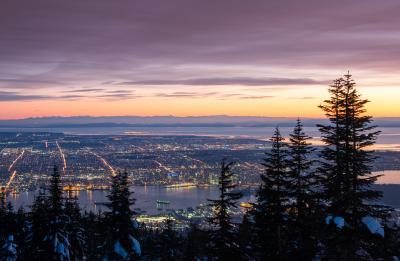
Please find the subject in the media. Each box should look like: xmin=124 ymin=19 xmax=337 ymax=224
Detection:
xmin=119 ymin=77 xmax=323 ymax=86
xmin=154 ymin=92 xmax=218 ymax=98
xmin=0 ymin=0 xmax=400 ymax=99
xmin=64 ymin=88 xmax=105 ymax=93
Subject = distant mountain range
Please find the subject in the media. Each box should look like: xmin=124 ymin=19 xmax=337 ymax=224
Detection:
xmin=0 ymin=116 xmax=399 ymax=128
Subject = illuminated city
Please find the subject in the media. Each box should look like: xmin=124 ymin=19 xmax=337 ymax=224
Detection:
xmin=1 ymin=131 xmax=400 ymax=231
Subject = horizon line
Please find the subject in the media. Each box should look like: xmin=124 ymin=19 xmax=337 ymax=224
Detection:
xmin=1 ymin=114 xmax=400 ymax=121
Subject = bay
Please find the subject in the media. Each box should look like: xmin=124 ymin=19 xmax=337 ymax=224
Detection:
xmin=7 ymin=185 xmax=253 ymax=215
xmin=7 ymin=170 xmax=400 ymax=213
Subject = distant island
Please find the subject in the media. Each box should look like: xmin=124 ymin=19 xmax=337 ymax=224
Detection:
xmin=1 ymin=115 xmax=399 ymax=128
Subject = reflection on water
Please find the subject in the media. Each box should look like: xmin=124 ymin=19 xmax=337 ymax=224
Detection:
xmin=8 ymin=185 xmax=252 ymax=215
xmin=7 ymin=171 xmax=400 ymax=213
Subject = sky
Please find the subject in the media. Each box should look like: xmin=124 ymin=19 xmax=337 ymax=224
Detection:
xmin=1 ymin=0 xmax=400 ymax=119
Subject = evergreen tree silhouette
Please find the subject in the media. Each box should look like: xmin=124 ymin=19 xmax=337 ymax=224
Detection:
xmin=183 ymin=222 xmax=208 ymax=260
xmin=14 ymin=208 xmax=28 ymax=260
xmin=102 ymin=170 xmax=141 ymax=260
xmin=28 ymin=187 xmax=49 ymax=259
xmin=0 ymin=191 xmax=18 ymax=260
xmin=65 ymin=193 xmax=85 ymax=260
xmin=47 ymin=165 xmax=70 ymax=260
xmin=157 ymin=219 xmax=182 ymax=260
xmin=83 ymin=211 xmax=104 ymax=261
xmin=318 ymin=73 xmax=388 ymax=259
xmin=207 ymin=160 xmax=243 ymax=260
xmin=237 ymin=212 xmax=252 ymax=259
xmin=28 ymin=166 xmax=70 ymax=260
xmin=0 ymin=191 xmax=11 ymax=242
xmin=251 ymin=128 xmax=292 ymax=260
xmin=287 ymin=118 xmax=320 ymax=258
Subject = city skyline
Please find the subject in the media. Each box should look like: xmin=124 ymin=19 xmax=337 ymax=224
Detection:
xmin=1 ymin=0 xmax=400 ymax=119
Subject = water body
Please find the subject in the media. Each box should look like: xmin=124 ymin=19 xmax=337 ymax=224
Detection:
xmin=7 ymin=185 xmax=254 ymax=215
xmin=7 ymin=171 xmax=400 ymax=213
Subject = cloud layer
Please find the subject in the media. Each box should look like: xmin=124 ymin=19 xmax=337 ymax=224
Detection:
xmin=119 ymin=77 xmax=324 ymax=86
xmin=0 ymin=0 xmax=400 ymax=113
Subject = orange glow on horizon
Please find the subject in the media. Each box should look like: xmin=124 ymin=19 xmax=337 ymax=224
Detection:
xmin=0 ymin=85 xmax=399 ymax=119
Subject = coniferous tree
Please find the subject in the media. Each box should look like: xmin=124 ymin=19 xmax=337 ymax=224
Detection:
xmin=0 ymin=192 xmax=18 ymax=260
xmin=64 ymin=194 xmax=85 ymax=260
xmin=84 ymin=211 xmax=104 ymax=261
xmin=251 ymin=128 xmax=292 ymax=260
xmin=157 ymin=219 xmax=182 ymax=260
xmin=318 ymin=73 xmax=388 ymax=259
xmin=13 ymin=207 xmax=27 ymax=259
xmin=0 ymin=192 xmax=10 ymax=241
xmin=29 ymin=166 xmax=70 ymax=260
xmin=318 ymin=77 xmax=347 ymax=217
xmin=207 ymin=160 xmax=243 ymax=260
xmin=287 ymin=118 xmax=320 ymax=258
xmin=46 ymin=165 xmax=70 ymax=260
xmin=183 ymin=222 xmax=208 ymax=260
xmin=102 ymin=171 xmax=141 ymax=260
xmin=28 ymin=187 xmax=50 ymax=259
xmin=237 ymin=212 xmax=252 ymax=258
xmin=137 ymin=224 xmax=158 ymax=260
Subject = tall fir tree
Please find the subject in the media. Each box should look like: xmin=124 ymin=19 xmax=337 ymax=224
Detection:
xmin=83 ymin=211 xmax=105 ymax=261
xmin=183 ymin=222 xmax=209 ymax=260
xmin=28 ymin=166 xmax=70 ymax=261
xmin=287 ymin=119 xmax=320 ymax=258
xmin=47 ymin=165 xmax=70 ymax=261
xmin=288 ymin=119 xmax=317 ymax=215
xmin=237 ymin=212 xmax=252 ymax=258
xmin=318 ymin=77 xmax=347 ymax=217
xmin=251 ymin=128 xmax=293 ymax=260
xmin=28 ymin=187 xmax=50 ymax=259
xmin=318 ymin=73 xmax=387 ymax=259
xmin=102 ymin=170 xmax=141 ymax=260
xmin=13 ymin=207 xmax=28 ymax=260
xmin=207 ymin=160 xmax=243 ymax=260
xmin=0 ymin=191 xmax=11 ymax=241
xmin=0 ymin=191 xmax=18 ymax=260
xmin=157 ymin=219 xmax=182 ymax=260
xmin=64 ymin=193 xmax=85 ymax=260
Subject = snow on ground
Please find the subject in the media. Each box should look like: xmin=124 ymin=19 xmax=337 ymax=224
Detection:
xmin=114 ymin=240 xmax=128 ymax=259
xmin=325 ymin=215 xmax=344 ymax=229
xmin=362 ymin=216 xmax=384 ymax=237
xmin=129 ymin=235 xmax=141 ymax=256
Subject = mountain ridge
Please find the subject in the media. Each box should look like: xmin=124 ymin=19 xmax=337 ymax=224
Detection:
xmin=0 ymin=116 xmax=399 ymax=127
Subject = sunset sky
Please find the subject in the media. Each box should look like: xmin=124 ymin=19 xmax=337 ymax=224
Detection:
xmin=1 ymin=0 xmax=400 ymax=119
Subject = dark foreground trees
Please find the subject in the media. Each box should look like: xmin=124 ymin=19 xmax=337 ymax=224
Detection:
xmin=0 ymin=192 xmax=18 ymax=260
xmin=102 ymin=171 xmax=141 ymax=260
xmin=0 ymin=168 xmax=143 ymax=260
xmin=287 ymin=119 xmax=321 ymax=259
xmin=318 ymin=72 xmax=388 ymax=260
xmin=29 ymin=166 xmax=70 ymax=260
xmin=207 ymin=160 xmax=243 ymax=260
xmin=251 ymin=128 xmax=293 ymax=259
